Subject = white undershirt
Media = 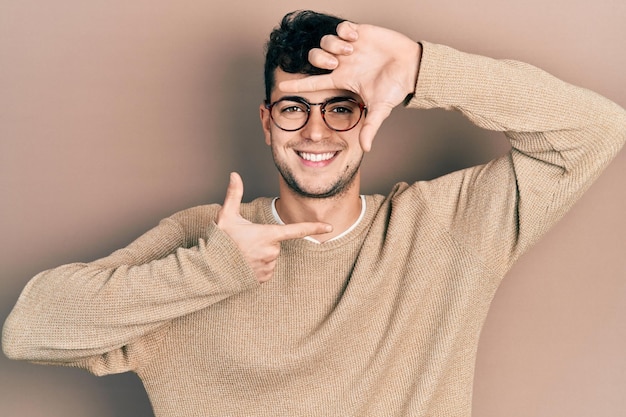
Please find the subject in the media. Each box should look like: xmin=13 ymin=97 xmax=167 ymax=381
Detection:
xmin=271 ymin=196 xmax=366 ymax=244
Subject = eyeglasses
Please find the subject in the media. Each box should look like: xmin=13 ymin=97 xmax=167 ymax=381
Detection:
xmin=265 ymin=96 xmax=367 ymax=132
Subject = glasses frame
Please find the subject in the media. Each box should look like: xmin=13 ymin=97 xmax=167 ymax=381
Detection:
xmin=264 ymin=96 xmax=367 ymax=132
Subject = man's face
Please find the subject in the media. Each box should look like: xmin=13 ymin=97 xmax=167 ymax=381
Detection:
xmin=260 ymin=69 xmax=365 ymax=199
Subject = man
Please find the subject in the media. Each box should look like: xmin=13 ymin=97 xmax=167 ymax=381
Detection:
xmin=3 ymin=9 xmax=625 ymax=417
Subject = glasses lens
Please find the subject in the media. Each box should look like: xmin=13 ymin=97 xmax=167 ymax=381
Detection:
xmin=269 ymin=97 xmax=364 ymax=132
xmin=322 ymin=98 xmax=363 ymax=131
xmin=270 ymin=99 xmax=309 ymax=131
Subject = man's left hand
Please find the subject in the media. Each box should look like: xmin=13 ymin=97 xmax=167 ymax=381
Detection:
xmin=279 ymin=21 xmax=422 ymax=152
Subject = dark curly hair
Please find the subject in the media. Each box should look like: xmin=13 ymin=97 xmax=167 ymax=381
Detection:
xmin=264 ymin=10 xmax=346 ymax=101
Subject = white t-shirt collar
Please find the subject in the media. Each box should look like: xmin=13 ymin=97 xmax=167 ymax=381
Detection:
xmin=271 ymin=196 xmax=366 ymax=244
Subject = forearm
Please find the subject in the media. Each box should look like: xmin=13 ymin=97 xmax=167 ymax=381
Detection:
xmin=2 ymin=214 xmax=258 ymax=368
xmin=410 ymin=42 xmax=626 ymax=164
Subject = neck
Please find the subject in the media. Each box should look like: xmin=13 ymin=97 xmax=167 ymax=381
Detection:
xmin=275 ymin=176 xmax=362 ymax=243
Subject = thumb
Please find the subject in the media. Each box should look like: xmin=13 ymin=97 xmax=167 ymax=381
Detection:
xmin=279 ymin=73 xmax=336 ymax=94
xmin=221 ymin=172 xmax=244 ymax=215
xmin=359 ymin=104 xmax=392 ymax=152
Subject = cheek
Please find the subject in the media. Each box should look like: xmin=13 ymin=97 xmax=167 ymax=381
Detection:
xmin=343 ymin=133 xmax=363 ymax=153
xmin=268 ymin=128 xmax=298 ymax=149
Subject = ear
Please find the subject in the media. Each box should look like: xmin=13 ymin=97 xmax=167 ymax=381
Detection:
xmin=259 ymin=103 xmax=272 ymax=146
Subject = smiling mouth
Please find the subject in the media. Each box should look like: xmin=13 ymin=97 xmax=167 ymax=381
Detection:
xmin=296 ymin=151 xmax=338 ymax=162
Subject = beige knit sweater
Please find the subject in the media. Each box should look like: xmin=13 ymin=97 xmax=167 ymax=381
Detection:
xmin=3 ymin=42 xmax=625 ymax=417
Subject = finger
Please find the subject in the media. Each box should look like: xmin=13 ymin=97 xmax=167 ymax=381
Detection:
xmin=221 ymin=172 xmax=244 ymax=215
xmin=271 ymin=222 xmax=333 ymax=242
xmin=359 ymin=105 xmax=393 ymax=152
xmin=308 ymin=48 xmax=338 ymax=70
xmin=279 ymin=73 xmax=337 ymax=94
xmin=336 ymin=21 xmax=359 ymax=41
xmin=319 ymin=34 xmax=354 ymax=55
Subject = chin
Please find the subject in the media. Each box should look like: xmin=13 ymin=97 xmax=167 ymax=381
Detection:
xmin=282 ymin=172 xmax=359 ymax=200
xmin=273 ymin=149 xmax=363 ymax=200
xmin=292 ymin=186 xmax=347 ymax=200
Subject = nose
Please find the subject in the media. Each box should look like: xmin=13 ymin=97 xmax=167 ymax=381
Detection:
xmin=300 ymin=105 xmax=332 ymax=142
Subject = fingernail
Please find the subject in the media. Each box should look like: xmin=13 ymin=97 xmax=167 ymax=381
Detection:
xmin=328 ymin=57 xmax=338 ymax=67
xmin=344 ymin=44 xmax=353 ymax=53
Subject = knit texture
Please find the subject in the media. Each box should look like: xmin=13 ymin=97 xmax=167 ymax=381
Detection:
xmin=3 ymin=42 xmax=625 ymax=416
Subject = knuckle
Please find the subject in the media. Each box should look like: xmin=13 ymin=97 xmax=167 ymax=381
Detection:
xmin=266 ymin=246 xmax=280 ymax=259
xmin=256 ymin=271 xmax=268 ymax=283
xmin=258 ymin=272 xmax=273 ymax=283
xmin=257 ymin=246 xmax=279 ymax=264
xmin=256 ymin=263 xmax=276 ymax=284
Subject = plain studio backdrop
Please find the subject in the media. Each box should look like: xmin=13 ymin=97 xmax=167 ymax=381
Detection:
xmin=1 ymin=1 xmax=624 ymax=416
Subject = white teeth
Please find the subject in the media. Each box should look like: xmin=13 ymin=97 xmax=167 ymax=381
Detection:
xmin=298 ymin=152 xmax=336 ymax=162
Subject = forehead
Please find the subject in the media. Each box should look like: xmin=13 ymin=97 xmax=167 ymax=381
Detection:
xmin=272 ymin=69 xmax=361 ymax=102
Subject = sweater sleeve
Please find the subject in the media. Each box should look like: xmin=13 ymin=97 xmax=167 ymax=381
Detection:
xmin=2 ymin=205 xmax=259 ymax=375
xmin=405 ymin=42 xmax=626 ymax=273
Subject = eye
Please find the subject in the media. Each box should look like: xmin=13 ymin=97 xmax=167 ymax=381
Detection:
xmin=278 ymin=101 xmax=307 ymax=114
xmin=330 ymin=106 xmax=353 ymax=114
xmin=326 ymin=101 xmax=358 ymax=114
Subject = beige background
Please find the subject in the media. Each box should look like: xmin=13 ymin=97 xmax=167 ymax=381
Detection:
xmin=1 ymin=0 xmax=624 ymax=416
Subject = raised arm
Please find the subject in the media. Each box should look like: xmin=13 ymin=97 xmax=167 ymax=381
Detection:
xmin=409 ymin=42 xmax=626 ymax=269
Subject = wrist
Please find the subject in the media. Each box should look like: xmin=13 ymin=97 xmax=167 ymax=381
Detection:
xmin=404 ymin=41 xmax=422 ymax=101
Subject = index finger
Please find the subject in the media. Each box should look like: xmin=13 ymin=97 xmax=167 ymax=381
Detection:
xmin=270 ymin=222 xmax=333 ymax=242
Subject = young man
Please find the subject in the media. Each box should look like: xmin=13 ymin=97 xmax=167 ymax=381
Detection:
xmin=3 ymin=10 xmax=625 ymax=417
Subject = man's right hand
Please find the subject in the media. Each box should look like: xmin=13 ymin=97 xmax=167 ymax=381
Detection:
xmin=216 ymin=172 xmax=332 ymax=283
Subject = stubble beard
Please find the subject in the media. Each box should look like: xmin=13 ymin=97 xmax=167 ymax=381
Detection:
xmin=271 ymin=147 xmax=362 ymax=200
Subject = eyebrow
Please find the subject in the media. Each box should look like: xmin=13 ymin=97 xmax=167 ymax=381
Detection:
xmin=273 ymin=95 xmax=361 ymax=104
